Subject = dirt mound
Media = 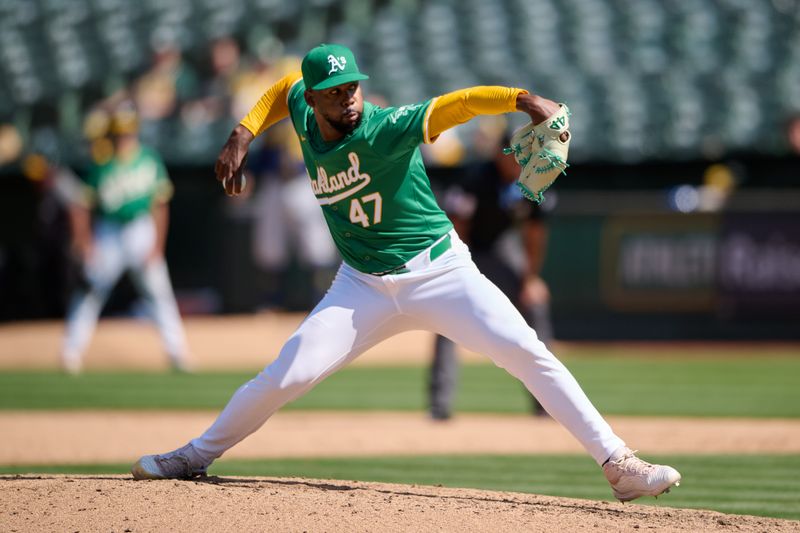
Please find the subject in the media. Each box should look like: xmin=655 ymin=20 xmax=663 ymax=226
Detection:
xmin=3 ymin=475 xmax=796 ymax=533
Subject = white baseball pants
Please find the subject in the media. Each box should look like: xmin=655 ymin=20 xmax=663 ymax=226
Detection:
xmin=61 ymin=215 xmax=189 ymax=366
xmin=192 ymin=230 xmax=625 ymax=465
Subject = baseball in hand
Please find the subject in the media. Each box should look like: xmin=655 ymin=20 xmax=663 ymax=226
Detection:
xmin=224 ymin=173 xmax=247 ymax=196
xmin=223 ymin=154 xmax=248 ymax=196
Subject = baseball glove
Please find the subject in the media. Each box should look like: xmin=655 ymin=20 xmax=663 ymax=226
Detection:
xmin=504 ymin=103 xmax=571 ymax=204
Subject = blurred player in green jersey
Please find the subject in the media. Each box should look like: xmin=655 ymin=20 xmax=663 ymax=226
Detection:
xmin=60 ymin=103 xmax=190 ymax=374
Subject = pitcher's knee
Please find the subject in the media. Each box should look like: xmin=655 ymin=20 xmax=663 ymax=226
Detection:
xmin=491 ymin=333 xmax=558 ymax=369
xmin=261 ymin=359 xmax=327 ymax=395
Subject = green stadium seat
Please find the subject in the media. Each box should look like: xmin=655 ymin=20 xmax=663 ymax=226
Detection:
xmin=1 ymin=0 xmax=798 ymax=166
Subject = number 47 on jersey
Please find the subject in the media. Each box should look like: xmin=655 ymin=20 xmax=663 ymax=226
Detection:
xmin=349 ymin=192 xmax=382 ymax=227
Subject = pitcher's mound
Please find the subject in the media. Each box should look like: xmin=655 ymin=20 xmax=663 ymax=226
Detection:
xmin=3 ymin=475 xmax=797 ymax=532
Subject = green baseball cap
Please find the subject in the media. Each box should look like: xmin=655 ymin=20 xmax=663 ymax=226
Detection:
xmin=301 ymin=43 xmax=369 ymax=90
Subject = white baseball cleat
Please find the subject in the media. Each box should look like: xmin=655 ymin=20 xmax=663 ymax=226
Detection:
xmin=131 ymin=443 xmax=209 ymax=480
xmin=603 ymin=447 xmax=681 ymax=502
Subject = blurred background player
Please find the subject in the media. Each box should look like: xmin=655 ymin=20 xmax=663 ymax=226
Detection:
xmin=59 ymin=103 xmax=191 ymax=373
xmin=430 ymin=133 xmax=554 ymax=420
xmin=22 ymin=146 xmax=87 ymax=318
xmin=249 ymin=130 xmax=340 ymax=310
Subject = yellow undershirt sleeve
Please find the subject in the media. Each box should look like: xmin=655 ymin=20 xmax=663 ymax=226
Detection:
xmin=424 ymin=86 xmax=527 ymax=143
xmin=240 ymin=71 xmax=304 ymax=137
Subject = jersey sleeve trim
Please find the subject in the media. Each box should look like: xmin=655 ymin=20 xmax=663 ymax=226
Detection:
xmin=153 ymin=180 xmax=175 ymax=203
xmin=423 ymin=97 xmax=438 ymax=144
xmin=287 ymin=76 xmax=303 ymax=105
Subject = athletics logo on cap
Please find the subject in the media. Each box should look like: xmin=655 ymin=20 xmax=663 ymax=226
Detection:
xmin=327 ymin=55 xmax=347 ymax=74
xmin=302 ymin=43 xmax=369 ymax=90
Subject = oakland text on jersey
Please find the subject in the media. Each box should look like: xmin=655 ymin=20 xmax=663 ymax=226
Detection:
xmin=311 ymin=151 xmax=372 ymax=205
xmin=98 ymin=160 xmax=160 ymax=212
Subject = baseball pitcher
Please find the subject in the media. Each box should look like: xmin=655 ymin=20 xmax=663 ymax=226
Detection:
xmin=132 ymin=44 xmax=680 ymax=503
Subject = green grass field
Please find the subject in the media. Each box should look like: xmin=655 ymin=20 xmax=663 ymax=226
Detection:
xmin=2 ymin=350 xmax=799 ymax=522
xmin=1 ymin=355 xmax=799 ymax=417
xmin=3 ymin=455 xmax=799 ymax=520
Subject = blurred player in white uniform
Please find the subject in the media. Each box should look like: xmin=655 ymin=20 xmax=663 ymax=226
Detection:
xmin=60 ymin=104 xmax=190 ymax=373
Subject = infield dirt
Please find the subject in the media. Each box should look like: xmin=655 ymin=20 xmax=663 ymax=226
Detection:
xmin=2 ymin=316 xmax=799 ymax=531
xmin=3 ymin=475 xmax=799 ymax=533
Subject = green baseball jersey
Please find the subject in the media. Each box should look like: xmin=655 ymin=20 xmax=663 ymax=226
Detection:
xmin=287 ymin=81 xmax=453 ymax=273
xmin=84 ymin=145 xmax=173 ymax=223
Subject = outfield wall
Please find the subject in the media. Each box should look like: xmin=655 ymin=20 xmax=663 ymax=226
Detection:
xmin=543 ymin=209 xmax=800 ymax=340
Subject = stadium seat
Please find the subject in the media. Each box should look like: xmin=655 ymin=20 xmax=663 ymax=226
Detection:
xmin=2 ymin=0 xmax=798 ymax=166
